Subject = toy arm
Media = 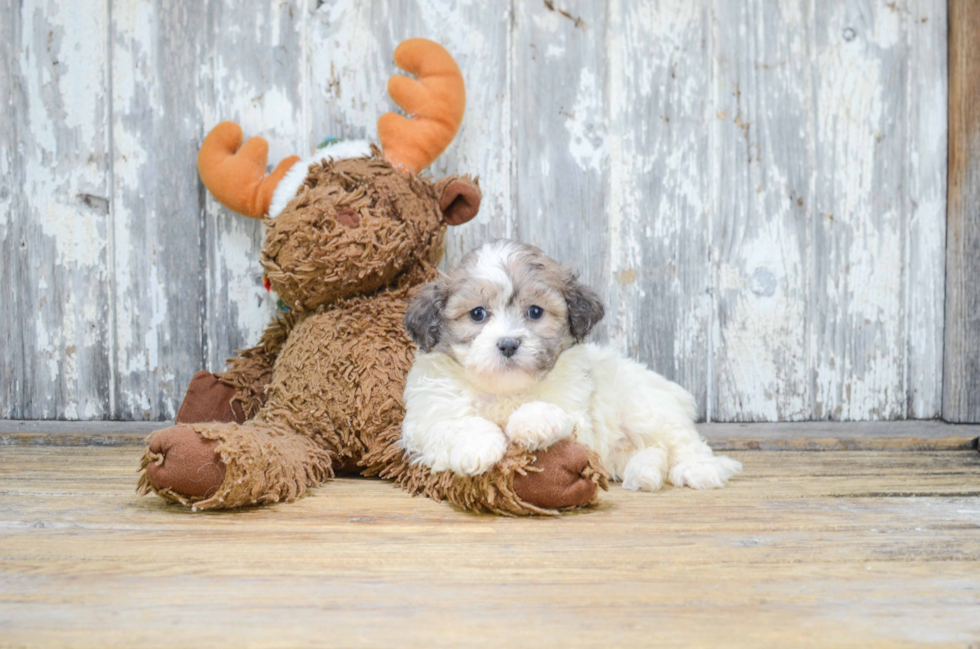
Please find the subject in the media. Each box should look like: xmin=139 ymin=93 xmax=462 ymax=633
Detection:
xmin=215 ymin=312 xmax=299 ymax=419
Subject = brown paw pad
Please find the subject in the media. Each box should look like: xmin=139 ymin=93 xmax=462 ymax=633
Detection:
xmin=512 ymin=439 xmax=598 ymax=509
xmin=145 ymin=426 xmax=226 ymax=499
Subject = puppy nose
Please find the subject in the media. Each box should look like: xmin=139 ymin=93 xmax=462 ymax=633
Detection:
xmin=497 ymin=337 xmax=521 ymax=358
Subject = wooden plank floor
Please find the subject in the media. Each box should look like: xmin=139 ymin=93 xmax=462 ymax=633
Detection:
xmin=1 ymin=443 xmax=978 ymax=647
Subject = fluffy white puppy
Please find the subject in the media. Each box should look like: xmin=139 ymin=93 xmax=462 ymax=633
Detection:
xmin=400 ymin=240 xmax=741 ymax=491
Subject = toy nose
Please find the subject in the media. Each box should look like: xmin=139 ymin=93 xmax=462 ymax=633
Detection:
xmin=336 ymin=208 xmax=360 ymax=228
xmin=497 ymin=338 xmax=521 ymax=358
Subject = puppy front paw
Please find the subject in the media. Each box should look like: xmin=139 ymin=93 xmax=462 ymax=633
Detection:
xmin=448 ymin=418 xmax=508 ymax=476
xmin=505 ymin=401 xmax=575 ymax=451
xmin=668 ymin=454 xmax=742 ymax=489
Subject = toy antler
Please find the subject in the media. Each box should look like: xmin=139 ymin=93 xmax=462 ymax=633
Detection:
xmin=198 ymin=122 xmax=301 ymax=219
xmin=378 ymin=39 xmax=466 ymax=174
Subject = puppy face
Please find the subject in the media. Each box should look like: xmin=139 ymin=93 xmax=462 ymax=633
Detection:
xmin=404 ymin=240 xmax=604 ymax=394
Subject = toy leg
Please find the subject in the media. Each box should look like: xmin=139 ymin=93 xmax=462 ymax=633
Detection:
xmin=173 ymin=315 xmax=298 ymax=425
xmin=384 ymin=438 xmax=607 ymax=516
xmin=175 ymin=370 xmax=247 ymax=424
xmin=138 ymin=422 xmax=332 ymax=509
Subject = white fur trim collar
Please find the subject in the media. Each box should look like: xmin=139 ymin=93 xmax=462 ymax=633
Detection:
xmin=268 ymin=139 xmax=372 ymax=217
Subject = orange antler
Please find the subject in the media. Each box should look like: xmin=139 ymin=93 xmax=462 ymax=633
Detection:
xmin=378 ymin=39 xmax=466 ymax=174
xmin=198 ymin=122 xmax=301 ymax=219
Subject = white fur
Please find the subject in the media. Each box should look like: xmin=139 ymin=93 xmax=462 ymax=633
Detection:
xmin=622 ymin=447 xmax=669 ymax=492
xmin=505 ymin=401 xmax=576 ymax=450
xmin=402 ymin=344 xmax=742 ymax=490
xmin=401 ymin=415 xmax=507 ymax=477
xmin=471 ymin=240 xmax=519 ymax=295
xmin=268 ymin=139 xmax=372 ymax=217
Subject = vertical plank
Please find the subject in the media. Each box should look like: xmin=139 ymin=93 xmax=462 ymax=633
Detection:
xmin=605 ymin=1 xmax=712 ymax=418
xmin=307 ymin=0 xmax=512 ymax=270
xmin=111 ymin=0 xmax=209 ymax=419
xmin=0 ymin=0 xmax=112 ymax=419
xmin=512 ymin=1 xmax=610 ymax=337
xmin=711 ymin=0 xmax=812 ymax=421
xmin=201 ymin=0 xmax=307 ymax=372
xmin=0 ymin=0 xmax=22 ymax=417
xmin=905 ymin=0 xmax=946 ymax=418
xmin=943 ymin=0 xmax=980 ymax=422
xmin=809 ymin=0 xmax=910 ymax=420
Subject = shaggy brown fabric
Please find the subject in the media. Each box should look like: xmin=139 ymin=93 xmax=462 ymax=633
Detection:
xmin=512 ymin=440 xmax=606 ymax=510
xmin=216 ymin=312 xmax=300 ymax=419
xmin=139 ymin=422 xmax=334 ymax=509
xmin=175 ymin=371 xmax=246 ymax=424
xmin=139 ymin=151 xmax=605 ymax=515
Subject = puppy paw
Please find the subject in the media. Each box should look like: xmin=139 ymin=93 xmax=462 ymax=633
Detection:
xmin=668 ymin=454 xmax=742 ymax=489
xmin=448 ymin=418 xmax=508 ymax=476
xmin=622 ymin=447 xmax=668 ymax=492
xmin=504 ymin=401 xmax=575 ymax=451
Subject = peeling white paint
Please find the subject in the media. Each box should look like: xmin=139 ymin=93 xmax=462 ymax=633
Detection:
xmin=5 ymin=0 xmax=110 ymax=419
xmin=214 ymin=218 xmax=277 ymax=346
xmin=565 ymin=68 xmax=608 ymax=173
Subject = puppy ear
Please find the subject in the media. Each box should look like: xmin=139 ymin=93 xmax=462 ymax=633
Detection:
xmin=563 ymin=275 xmax=604 ymax=341
xmin=404 ymin=281 xmax=446 ymax=352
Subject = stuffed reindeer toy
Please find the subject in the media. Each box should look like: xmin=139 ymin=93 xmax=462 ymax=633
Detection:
xmin=138 ymin=39 xmax=606 ymax=514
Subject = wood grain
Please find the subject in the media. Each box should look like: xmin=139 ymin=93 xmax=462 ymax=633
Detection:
xmin=943 ymin=0 xmax=980 ymax=422
xmin=605 ymin=1 xmax=712 ymax=417
xmin=810 ymin=0 xmax=911 ymax=421
xmin=0 ymin=444 xmax=978 ymax=646
xmin=110 ymin=0 xmax=210 ymax=419
xmin=905 ymin=0 xmax=947 ymax=418
xmin=711 ymin=0 xmax=812 ymax=421
xmin=0 ymin=0 xmax=112 ymax=419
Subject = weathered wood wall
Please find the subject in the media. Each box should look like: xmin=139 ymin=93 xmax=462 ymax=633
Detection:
xmin=0 ymin=0 xmax=950 ymax=422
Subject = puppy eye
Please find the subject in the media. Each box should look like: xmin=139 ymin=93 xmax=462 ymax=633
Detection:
xmin=469 ymin=307 xmax=488 ymax=323
xmin=527 ymin=305 xmax=544 ymax=321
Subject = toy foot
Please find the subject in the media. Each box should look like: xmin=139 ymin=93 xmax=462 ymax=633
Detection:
xmin=144 ymin=426 xmax=226 ymax=499
xmin=175 ymin=370 xmax=246 ymax=424
xmin=512 ymin=439 xmax=599 ymax=509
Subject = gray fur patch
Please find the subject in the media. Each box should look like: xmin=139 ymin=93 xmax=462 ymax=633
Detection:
xmin=561 ymin=275 xmax=605 ymax=340
xmin=403 ymin=282 xmax=446 ymax=352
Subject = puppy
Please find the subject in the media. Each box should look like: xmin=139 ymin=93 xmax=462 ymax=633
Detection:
xmin=400 ymin=240 xmax=741 ymax=491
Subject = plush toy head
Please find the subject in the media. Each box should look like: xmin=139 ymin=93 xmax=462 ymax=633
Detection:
xmin=196 ymin=39 xmax=481 ymax=312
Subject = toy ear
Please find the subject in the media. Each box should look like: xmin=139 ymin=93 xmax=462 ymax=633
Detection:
xmin=436 ymin=175 xmax=481 ymax=226
xmin=404 ymin=281 xmax=446 ymax=352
